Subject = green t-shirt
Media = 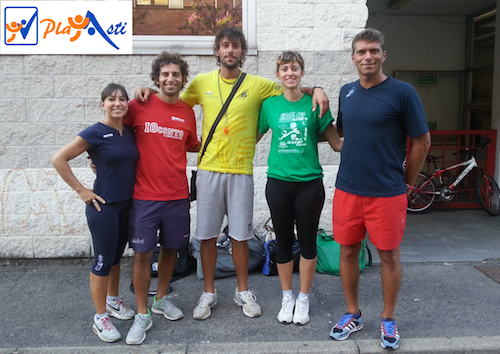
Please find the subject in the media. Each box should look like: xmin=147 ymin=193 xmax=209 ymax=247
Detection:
xmin=258 ymin=94 xmax=334 ymax=182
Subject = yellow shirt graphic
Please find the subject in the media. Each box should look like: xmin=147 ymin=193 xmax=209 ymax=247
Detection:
xmin=181 ymin=70 xmax=281 ymax=175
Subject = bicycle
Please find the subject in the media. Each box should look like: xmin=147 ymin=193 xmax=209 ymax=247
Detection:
xmin=407 ymin=139 xmax=500 ymax=216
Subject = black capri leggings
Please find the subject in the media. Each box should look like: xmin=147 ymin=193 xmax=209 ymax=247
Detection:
xmin=265 ymin=177 xmax=325 ymax=264
xmin=86 ymin=200 xmax=131 ymax=276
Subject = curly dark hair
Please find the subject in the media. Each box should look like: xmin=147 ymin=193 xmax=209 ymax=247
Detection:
xmin=150 ymin=51 xmax=189 ymax=88
xmin=101 ymin=83 xmax=128 ymax=101
xmin=352 ymin=28 xmax=386 ymax=54
xmin=213 ymin=27 xmax=247 ymax=67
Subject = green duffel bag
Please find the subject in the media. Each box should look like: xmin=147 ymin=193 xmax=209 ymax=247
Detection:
xmin=316 ymin=229 xmax=372 ymax=276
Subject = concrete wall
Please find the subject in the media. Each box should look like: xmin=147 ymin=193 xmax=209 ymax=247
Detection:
xmin=0 ymin=0 xmax=367 ymax=258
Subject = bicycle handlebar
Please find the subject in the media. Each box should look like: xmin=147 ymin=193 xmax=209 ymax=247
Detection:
xmin=426 ymin=138 xmax=491 ymax=166
xmin=454 ymin=138 xmax=491 ymax=158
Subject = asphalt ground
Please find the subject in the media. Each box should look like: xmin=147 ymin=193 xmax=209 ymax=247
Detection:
xmin=1 ymin=209 xmax=500 ymax=354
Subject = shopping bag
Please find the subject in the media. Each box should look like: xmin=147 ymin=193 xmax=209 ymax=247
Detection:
xmin=316 ymin=229 xmax=372 ymax=275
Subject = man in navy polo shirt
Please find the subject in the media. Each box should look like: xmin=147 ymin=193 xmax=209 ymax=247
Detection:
xmin=329 ymin=28 xmax=431 ymax=350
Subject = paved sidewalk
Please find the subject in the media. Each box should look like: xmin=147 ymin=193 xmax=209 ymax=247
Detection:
xmin=1 ymin=210 xmax=500 ymax=354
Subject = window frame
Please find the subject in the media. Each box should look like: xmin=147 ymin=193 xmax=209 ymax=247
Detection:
xmin=132 ymin=0 xmax=256 ymax=55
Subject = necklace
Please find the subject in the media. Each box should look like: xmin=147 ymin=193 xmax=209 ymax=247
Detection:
xmin=217 ymin=69 xmax=241 ymax=135
xmin=219 ymin=75 xmax=234 ymax=85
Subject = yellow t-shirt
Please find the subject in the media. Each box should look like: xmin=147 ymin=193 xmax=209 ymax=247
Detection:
xmin=181 ymin=70 xmax=281 ymax=175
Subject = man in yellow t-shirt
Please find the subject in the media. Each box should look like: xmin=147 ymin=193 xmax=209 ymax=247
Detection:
xmin=136 ymin=27 xmax=329 ymax=321
xmin=182 ymin=70 xmax=280 ymax=175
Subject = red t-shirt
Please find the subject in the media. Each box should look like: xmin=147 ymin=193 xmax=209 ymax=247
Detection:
xmin=125 ymin=95 xmax=199 ymax=201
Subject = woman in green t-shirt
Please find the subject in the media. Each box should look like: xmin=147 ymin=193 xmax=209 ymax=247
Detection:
xmin=258 ymin=51 xmax=342 ymax=326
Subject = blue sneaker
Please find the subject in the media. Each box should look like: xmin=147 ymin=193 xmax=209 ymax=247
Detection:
xmin=381 ymin=318 xmax=400 ymax=350
xmin=329 ymin=311 xmax=364 ymax=340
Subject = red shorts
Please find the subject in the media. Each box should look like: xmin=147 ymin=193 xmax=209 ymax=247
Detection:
xmin=333 ymin=189 xmax=407 ymax=251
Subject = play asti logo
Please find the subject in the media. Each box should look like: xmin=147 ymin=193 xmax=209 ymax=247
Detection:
xmin=1 ymin=1 xmax=132 ymax=55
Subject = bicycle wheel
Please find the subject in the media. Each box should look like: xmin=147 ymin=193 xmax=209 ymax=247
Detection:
xmin=474 ymin=174 xmax=500 ymax=216
xmin=407 ymin=172 xmax=436 ymax=213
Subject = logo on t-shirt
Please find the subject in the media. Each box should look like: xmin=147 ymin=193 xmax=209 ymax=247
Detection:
xmin=172 ymin=116 xmax=185 ymax=123
xmin=278 ymin=112 xmax=308 ymax=154
xmin=144 ymin=121 xmax=184 ymax=140
xmin=102 ymin=133 xmax=113 ymax=138
xmin=205 ymin=91 xmax=219 ymax=99
xmin=346 ymin=86 xmax=356 ymax=98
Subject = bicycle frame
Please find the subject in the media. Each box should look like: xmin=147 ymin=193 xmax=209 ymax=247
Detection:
xmin=418 ymin=156 xmax=478 ymax=194
xmin=409 ymin=138 xmax=500 ymax=215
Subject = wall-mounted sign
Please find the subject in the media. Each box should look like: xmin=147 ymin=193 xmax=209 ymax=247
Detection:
xmin=1 ymin=1 xmax=132 ymax=54
xmin=417 ymin=75 xmax=438 ymax=86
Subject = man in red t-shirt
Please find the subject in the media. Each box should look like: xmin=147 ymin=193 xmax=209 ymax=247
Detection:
xmin=123 ymin=52 xmax=200 ymax=346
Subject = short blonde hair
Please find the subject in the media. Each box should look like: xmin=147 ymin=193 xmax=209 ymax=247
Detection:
xmin=276 ymin=51 xmax=305 ymax=72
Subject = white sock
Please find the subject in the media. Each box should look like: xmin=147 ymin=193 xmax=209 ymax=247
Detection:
xmin=95 ymin=312 xmax=107 ymax=321
xmin=298 ymin=292 xmax=309 ymax=300
xmin=282 ymin=289 xmax=293 ymax=298
xmin=106 ymin=295 xmax=119 ymax=303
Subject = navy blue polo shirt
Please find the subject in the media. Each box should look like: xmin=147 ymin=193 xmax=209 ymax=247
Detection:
xmin=336 ymin=76 xmax=429 ymax=197
xmin=79 ymin=122 xmax=139 ymax=203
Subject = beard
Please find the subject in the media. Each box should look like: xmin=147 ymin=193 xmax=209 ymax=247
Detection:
xmin=221 ymin=56 xmax=241 ymax=70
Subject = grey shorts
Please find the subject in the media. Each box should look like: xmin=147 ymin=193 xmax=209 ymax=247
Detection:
xmin=195 ymin=170 xmax=254 ymax=242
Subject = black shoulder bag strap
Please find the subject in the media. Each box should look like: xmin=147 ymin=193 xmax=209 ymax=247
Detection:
xmin=198 ymin=72 xmax=246 ymax=163
xmin=190 ymin=72 xmax=246 ymax=202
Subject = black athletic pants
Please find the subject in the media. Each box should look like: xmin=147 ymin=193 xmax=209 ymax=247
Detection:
xmin=86 ymin=200 xmax=131 ymax=276
xmin=265 ymin=177 xmax=325 ymax=264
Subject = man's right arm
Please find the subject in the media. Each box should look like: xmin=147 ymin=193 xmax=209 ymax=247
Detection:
xmin=187 ymin=142 xmax=201 ymax=153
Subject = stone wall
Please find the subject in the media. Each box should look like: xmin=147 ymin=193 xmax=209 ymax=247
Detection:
xmin=0 ymin=0 xmax=367 ymax=258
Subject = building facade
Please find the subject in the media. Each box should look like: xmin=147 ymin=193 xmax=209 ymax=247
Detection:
xmin=0 ymin=0 xmax=366 ymax=258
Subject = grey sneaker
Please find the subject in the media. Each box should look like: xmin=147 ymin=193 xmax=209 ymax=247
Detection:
xmin=92 ymin=314 xmax=121 ymax=343
xmin=277 ymin=293 xmax=295 ymax=324
xmin=234 ymin=287 xmax=261 ymax=318
xmin=193 ymin=291 xmax=217 ymax=320
xmin=293 ymin=296 xmax=310 ymax=325
xmin=125 ymin=311 xmax=152 ymax=345
xmin=106 ymin=297 xmax=135 ymax=320
xmin=151 ymin=295 xmax=183 ymax=320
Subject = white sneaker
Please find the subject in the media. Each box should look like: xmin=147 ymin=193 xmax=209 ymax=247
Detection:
xmin=277 ymin=293 xmax=295 ymax=324
xmin=233 ymin=287 xmax=261 ymax=318
xmin=125 ymin=311 xmax=152 ymax=345
xmin=151 ymin=295 xmax=183 ymax=320
xmin=293 ymin=296 xmax=310 ymax=325
xmin=193 ymin=291 xmax=217 ymax=320
xmin=106 ymin=297 xmax=135 ymax=320
xmin=92 ymin=314 xmax=121 ymax=343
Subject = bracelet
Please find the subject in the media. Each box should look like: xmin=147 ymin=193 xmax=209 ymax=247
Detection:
xmin=312 ymin=86 xmax=323 ymax=95
xmin=406 ymin=183 xmax=414 ymax=191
